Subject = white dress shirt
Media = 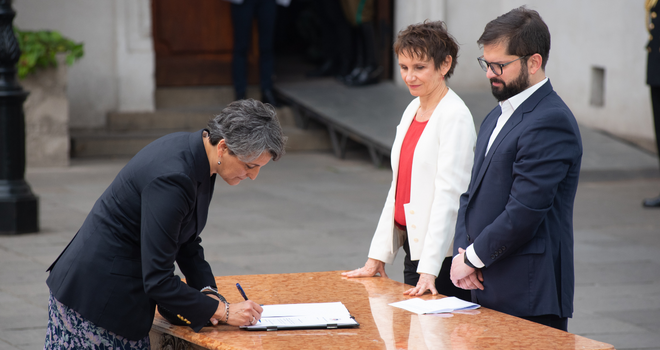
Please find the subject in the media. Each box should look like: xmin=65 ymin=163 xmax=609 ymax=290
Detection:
xmin=466 ymin=77 xmax=549 ymax=268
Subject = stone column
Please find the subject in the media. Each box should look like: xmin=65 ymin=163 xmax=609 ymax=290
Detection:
xmin=0 ymin=0 xmax=38 ymax=234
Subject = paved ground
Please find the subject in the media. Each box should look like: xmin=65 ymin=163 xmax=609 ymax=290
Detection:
xmin=1 ymin=120 xmax=659 ymax=349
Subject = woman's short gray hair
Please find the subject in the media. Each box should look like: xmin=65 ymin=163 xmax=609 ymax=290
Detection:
xmin=206 ymin=99 xmax=286 ymax=162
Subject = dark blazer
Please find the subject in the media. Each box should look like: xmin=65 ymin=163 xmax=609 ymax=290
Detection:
xmin=47 ymin=129 xmax=219 ymax=340
xmin=454 ymin=81 xmax=582 ymax=319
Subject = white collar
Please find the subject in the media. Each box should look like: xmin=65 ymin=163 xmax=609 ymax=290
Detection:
xmin=499 ymin=77 xmax=549 ymax=112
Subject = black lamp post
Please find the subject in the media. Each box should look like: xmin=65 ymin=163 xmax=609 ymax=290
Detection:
xmin=0 ymin=0 xmax=38 ymax=234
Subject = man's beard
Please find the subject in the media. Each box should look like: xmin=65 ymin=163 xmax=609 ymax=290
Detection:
xmin=490 ymin=65 xmax=529 ymax=101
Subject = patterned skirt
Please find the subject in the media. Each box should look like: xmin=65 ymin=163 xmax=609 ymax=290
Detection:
xmin=44 ymin=293 xmax=150 ymax=350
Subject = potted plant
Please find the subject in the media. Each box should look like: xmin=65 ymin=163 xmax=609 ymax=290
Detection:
xmin=14 ymin=28 xmax=84 ymax=167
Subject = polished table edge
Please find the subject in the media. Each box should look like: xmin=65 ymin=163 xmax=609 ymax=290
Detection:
xmin=150 ymin=270 xmax=615 ymax=350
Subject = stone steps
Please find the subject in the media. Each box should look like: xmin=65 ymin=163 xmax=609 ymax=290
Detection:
xmin=71 ymin=88 xmax=332 ymax=158
xmin=155 ymin=86 xmax=254 ymax=110
xmin=71 ymin=124 xmax=330 ymax=158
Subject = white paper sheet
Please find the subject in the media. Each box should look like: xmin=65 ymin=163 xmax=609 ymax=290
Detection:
xmin=389 ymin=297 xmax=480 ymax=314
xmin=240 ymin=302 xmax=359 ymax=330
xmin=260 ymin=302 xmax=352 ymax=318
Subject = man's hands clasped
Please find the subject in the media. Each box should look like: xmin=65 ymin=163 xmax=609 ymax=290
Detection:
xmin=450 ymin=247 xmax=484 ymax=290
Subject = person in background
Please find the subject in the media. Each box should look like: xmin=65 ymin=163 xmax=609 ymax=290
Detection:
xmin=44 ymin=100 xmax=285 ymax=349
xmin=337 ymin=0 xmax=382 ymax=86
xmin=343 ymin=21 xmax=476 ymax=301
xmin=226 ymin=0 xmax=291 ymax=106
xmin=306 ymin=0 xmax=353 ymax=78
xmin=450 ymin=7 xmax=582 ymax=332
xmin=644 ymin=0 xmax=660 ymax=208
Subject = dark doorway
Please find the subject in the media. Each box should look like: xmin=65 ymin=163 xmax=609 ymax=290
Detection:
xmin=151 ymin=0 xmax=393 ymax=87
xmin=151 ymin=0 xmax=260 ymax=86
xmin=273 ymin=0 xmax=394 ymax=83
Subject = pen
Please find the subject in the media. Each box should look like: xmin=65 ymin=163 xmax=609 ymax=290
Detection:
xmin=236 ymin=283 xmax=249 ymax=300
xmin=237 ymin=283 xmax=263 ymax=323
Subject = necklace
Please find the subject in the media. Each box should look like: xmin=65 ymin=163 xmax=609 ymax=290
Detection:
xmin=416 ymin=85 xmax=448 ymax=122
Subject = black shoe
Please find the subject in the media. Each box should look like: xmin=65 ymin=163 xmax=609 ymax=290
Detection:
xmin=261 ymin=89 xmax=279 ymax=107
xmin=338 ymin=66 xmax=363 ymax=85
xmin=642 ymin=194 xmax=660 ymax=208
xmin=345 ymin=65 xmax=383 ymax=87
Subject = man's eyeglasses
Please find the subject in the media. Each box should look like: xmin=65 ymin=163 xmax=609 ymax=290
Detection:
xmin=477 ymin=55 xmax=528 ymax=76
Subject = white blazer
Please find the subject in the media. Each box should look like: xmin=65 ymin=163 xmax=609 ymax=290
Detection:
xmin=367 ymin=88 xmax=476 ymax=276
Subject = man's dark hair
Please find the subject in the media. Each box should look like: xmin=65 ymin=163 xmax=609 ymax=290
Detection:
xmin=477 ymin=6 xmax=551 ymax=70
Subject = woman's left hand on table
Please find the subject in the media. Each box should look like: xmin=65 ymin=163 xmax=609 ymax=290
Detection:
xmin=403 ymin=273 xmax=438 ymax=296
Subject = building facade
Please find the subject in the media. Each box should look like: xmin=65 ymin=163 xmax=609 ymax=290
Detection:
xmin=14 ymin=0 xmax=657 ymax=152
xmin=15 ymin=0 xmax=154 ymax=128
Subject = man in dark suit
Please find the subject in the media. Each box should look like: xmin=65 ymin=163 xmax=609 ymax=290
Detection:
xmin=450 ymin=7 xmax=582 ymax=332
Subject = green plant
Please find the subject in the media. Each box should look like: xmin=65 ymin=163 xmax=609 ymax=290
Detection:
xmin=14 ymin=27 xmax=84 ymax=79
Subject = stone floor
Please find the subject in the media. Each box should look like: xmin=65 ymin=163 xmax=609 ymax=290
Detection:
xmin=2 ymin=75 xmax=660 ymax=350
xmin=1 ymin=128 xmax=659 ymax=349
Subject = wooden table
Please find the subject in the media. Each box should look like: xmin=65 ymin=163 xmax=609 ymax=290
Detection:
xmin=149 ymin=271 xmax=614 ymax=350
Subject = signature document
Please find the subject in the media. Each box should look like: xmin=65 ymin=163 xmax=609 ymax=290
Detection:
xmin=240 ymin=302 xmax=359 ymax=331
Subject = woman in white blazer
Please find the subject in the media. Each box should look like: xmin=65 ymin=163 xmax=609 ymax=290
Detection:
xmin=343 ymin=21 xmax=476 ymax=299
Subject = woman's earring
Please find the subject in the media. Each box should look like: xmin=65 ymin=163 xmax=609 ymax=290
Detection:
xmin=217 ymin=161 xmax=221 ymax=165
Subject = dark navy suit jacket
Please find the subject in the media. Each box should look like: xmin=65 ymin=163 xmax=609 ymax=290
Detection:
xmin=47 ymin=130 xmax=219 ymax=340
xmin=454 ymin=81 xmax=582 ymax=318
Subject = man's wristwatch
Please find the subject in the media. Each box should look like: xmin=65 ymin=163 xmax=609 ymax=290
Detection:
xmin=464 ymin=252 xmax=477 ymax=269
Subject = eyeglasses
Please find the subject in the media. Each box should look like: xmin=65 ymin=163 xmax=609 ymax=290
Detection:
xmin=477 ymin=55 xmax=528 ymax=76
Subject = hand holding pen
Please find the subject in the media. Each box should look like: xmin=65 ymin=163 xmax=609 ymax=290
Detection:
xmin=236 ymin=283 xmax=262 ymax=325
xmin=209 ymin=283 xmax=262 ymax=327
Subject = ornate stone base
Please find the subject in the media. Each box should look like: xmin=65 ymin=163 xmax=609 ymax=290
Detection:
xmin=20 ymin=54 xmax=69 ymax=168
xmin=150 ymin=331 xmax=205 ymax=350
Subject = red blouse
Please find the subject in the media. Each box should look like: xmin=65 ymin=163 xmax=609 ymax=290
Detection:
xmin=394 ymin=117 xmax=428 ymax=228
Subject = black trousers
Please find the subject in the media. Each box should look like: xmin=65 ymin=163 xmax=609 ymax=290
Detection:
xmin=651 ymin=87 xmax=660 ymax=168
xmin=231 ymin=0 xmax=277 ymax=97
xmin=313 ymin=0 xmax=353 ymax=75
xmin=520 ymin=314 xmax=568 ymax=332
xmin=402 ymin=237 xmax=471 ymax=302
